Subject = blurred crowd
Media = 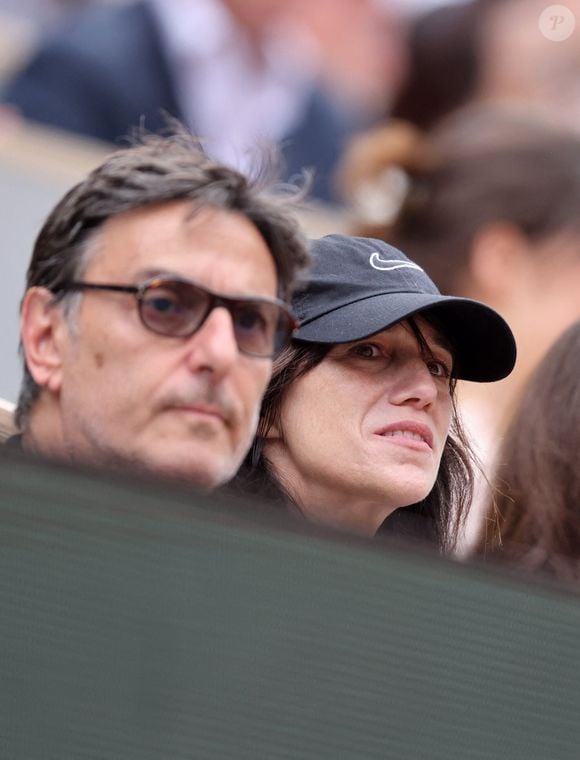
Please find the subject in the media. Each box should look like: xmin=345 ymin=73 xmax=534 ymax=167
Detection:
xmin=2 ymin=0 xmax=580 ymax=581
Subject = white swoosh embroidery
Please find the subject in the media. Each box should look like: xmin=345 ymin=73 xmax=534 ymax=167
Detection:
xmin=369 ymin=252 xmax=424 ymax=272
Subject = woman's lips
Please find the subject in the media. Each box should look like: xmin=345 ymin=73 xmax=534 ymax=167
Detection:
xmin=374 ymin=420 xmax=434 ymax=449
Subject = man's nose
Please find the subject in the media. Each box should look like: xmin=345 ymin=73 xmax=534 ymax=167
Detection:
xmin=184 ymin=306 xmax=240 ymax=380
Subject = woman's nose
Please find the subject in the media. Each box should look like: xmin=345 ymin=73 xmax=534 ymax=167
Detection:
xmin=389 ymin=357 xmax=439 ymax=408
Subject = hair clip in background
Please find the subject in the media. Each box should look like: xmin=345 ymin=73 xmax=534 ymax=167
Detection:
xmin=351 ymin=166 xmax=410 ymax=226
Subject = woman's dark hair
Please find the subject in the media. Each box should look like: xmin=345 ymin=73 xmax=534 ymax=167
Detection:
xmin=339 ymin=106 xmax=580 ymax=294
xmin=390 ymin=0 xmax=514 ymax=132
xmin=234 ymin=318 xmax=476 ymax=553
xmin=390 ymin=2 xmax=485 ymax=131
xmin=474 ymin=321 xmax=580 ymax=581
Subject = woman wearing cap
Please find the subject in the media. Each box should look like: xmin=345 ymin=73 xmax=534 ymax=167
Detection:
xmin=338 ymin=105 xmax=580 ymax=548
xmin=233 ymin=234 xmax=516 ymax=552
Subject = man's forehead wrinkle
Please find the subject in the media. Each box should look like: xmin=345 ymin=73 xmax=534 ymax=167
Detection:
xmin=134 ymin=267 xmax=181 ymax=280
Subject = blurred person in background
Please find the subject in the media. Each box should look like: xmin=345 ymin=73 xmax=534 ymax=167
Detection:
xmin=0 ymin=0 xmax=128 ymax=30
xmin=390 ymin=0 xmax=580 ymax=133
xmin=287 ymin=0 xmax=406 ymax=122
xmin=233 ymin=234 xmax=515 ymax=553
xmin=337 ymin=105 xmax=580 ymax=547
xmin=0 ymin=0 xmax=401 ymax=204
xmin=474 ymin=321 xmax=580 ymax=583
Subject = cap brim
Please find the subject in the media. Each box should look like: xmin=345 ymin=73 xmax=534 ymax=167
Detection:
xmin=295 ymin=292 xmax=516 ymax=383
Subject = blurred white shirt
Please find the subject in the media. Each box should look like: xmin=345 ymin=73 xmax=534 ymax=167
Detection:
xmin=151 ymin=0 xmax=315 ymax=173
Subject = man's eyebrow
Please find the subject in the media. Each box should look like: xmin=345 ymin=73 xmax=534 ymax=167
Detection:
xmin=133 ymin=268 xmax=181 ymax=281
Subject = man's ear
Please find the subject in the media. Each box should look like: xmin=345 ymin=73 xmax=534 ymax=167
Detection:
xmin=20 ymin=287 xmax=69 ymax=395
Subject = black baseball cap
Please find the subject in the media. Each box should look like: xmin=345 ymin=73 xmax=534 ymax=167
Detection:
xmin=292 ymin=235 xmax=516 ymax=382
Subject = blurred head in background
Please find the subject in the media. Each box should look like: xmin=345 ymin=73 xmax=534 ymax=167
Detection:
xmin=282 ymin=0 xmax=407 ymax=118
xmin=474 ymin=320 xmax=580 ymax=583
xmin=390 ymin=0 xmax=580 ymax=132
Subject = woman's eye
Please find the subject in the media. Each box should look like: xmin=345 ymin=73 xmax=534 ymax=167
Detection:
xmin=427 ymin=359 xmax=451 ymax=378
xmin=352 ymin=343 xmax=381 ymax=358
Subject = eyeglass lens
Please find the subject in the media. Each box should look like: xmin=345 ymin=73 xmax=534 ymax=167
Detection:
xmin=139 ymin=280 xmax=289 ymax=357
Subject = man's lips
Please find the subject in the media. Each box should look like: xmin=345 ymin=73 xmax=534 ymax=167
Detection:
xmin=172 ymin=404 xmax=229 ymax=425
xmin=374 ymin=420 xmax=434 ymax=449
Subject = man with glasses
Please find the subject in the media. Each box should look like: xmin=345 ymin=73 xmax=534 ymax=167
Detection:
xmin=11 ymin=131 xmax=309 ymax=489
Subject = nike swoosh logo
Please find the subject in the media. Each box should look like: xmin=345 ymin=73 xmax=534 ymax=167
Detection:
xmin=369 ymin=253 xmax=424 ymax=272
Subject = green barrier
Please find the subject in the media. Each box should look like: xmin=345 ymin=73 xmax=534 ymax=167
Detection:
xmin=1 ymin=452 xmax=579 ymax=759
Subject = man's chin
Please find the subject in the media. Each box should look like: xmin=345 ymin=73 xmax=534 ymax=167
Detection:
xmin=141 ymin=450 xmax=241 ymax=492
xmin=80 ymin=439 xmax=243 ymax=492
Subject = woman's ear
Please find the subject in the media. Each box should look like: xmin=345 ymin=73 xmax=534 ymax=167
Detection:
xmin=20 ymin=287 xmax=68 ymax=395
